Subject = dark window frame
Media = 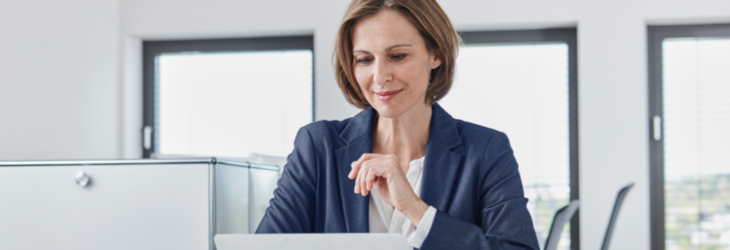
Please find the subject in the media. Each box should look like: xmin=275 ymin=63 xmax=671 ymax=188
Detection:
xmin=142 ymin=35 xmax=315 ymax=158
xmin=648 ymin=23 xmax=730 ymax=250
xmin=458 ymin=28 xmax=580 ymax=250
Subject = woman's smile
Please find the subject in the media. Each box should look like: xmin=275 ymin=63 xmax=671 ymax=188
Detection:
xmin=375 ymin=89 xmax=402 ymax=102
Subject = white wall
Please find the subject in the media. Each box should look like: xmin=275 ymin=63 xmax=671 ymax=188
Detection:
xmin=3 ymin=0 xmax=730 ymax=249
xmin=0 ymin=0 xmax=120 ymax=161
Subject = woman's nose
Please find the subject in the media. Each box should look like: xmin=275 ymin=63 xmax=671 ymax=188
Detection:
xmin=372 ymin=59 xmax=393 ymax=85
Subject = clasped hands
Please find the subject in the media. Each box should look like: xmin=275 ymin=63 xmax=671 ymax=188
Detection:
xmin=347 ymin=153 xmax=429 ymax=226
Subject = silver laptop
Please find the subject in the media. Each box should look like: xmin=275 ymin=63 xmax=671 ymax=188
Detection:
xmin=215 ymin=233 xmax=410 ymax=250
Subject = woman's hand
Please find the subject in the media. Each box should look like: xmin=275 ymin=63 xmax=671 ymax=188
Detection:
xmin=348 ymin=153 xmax=429 ymax=226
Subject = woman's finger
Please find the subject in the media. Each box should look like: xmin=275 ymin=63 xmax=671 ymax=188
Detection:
xmin=348 ymin=160 xmax=360 ymax=179
xmin=349 ymin=153 xmax=375 ymax=179
xmin=357 ymin=153 xmax=375 ymax=162
xmin=365 ymin=165 xmax=378 ymax=192
xmin=359 ymin=160 xmax=372 ymax=194
xmin=353 ymin=161 xmax=364 ymax=194
xmin=360 ymin=163 xmax=370 ymax=196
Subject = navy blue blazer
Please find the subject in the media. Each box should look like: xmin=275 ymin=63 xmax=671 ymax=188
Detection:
xmin=256 ymin=104 xmax=539 ymax=250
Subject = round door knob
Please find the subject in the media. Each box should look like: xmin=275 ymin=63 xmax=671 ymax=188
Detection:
xmin=75 ymin=171 xmax=90 ymax=187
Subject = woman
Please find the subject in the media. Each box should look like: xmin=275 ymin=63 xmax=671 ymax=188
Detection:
xmin=256 ymin=0 xmax=539 ymax=249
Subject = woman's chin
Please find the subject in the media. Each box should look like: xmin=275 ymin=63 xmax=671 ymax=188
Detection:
xmin=373 ymin=105 xmax=404 ymax=119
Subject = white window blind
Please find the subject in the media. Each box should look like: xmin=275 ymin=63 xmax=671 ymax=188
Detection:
xmin=155 ymin=50 xmax=313 ymax=158
xmin=662 ymin=37 xmax=730 ymax=249
xmin=439 ymin=43 xmax=571 ymax=249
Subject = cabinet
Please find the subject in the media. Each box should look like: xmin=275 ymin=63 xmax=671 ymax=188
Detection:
xmin=0 ymin=158 xmax=279 ymax=250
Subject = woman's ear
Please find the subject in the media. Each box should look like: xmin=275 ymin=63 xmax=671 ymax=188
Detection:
xmin=430 ymin=50 xmax=442 ymax=69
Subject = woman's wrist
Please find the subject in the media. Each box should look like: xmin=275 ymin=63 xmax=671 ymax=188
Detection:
xmin=401 ymin=198 xmax=429 ymax=227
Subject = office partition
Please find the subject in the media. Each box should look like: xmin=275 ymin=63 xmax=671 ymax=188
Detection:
xmin=0 ymin=158 xmax=279 ymax=250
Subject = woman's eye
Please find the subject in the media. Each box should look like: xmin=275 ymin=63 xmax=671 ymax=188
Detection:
xmin=391 ymin=54 xmax=407 ymax=61
xmin=356 ymin=58 xmax=372 ymax=64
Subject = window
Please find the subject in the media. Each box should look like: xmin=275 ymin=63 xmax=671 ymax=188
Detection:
xmin=439 ymin=28 xmax=578 ymax=250
xmin=143 ymin=36 xmax=314 ymax=159
xmin=649 ymin=24 xmax=730 ymax=250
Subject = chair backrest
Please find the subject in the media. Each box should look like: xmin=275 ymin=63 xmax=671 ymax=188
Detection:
xmin=600 ymin=183 xmax=634 ymax=250
xmin=544 ymin=200 xmax=580 ymax=250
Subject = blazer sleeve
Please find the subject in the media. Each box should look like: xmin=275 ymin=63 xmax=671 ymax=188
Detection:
xmin=419 ymin=132 xmax=540 ymax=250
xmin=255 ymin=126 xmax=318 ymax=233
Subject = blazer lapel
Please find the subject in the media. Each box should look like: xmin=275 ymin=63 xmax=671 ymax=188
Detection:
xmin=334 ymin=108 xmax=374 ymax=233
xmin=421 ymin=104 xmax=464 ymax=211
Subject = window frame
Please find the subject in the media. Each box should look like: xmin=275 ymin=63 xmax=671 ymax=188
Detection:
xmin=458 ymin=28 xmax=579 ymax=250
xmin=142 ymin=35 xmax=315 ymax=158
xmin=647 ymin=23 xmax=730 ymax=250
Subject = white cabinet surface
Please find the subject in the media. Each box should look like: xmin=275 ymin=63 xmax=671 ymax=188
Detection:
xmin=0 ymin=158 xmax=279 ymax=250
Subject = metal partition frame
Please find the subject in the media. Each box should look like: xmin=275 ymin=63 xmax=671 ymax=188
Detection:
xmin=458 ymin=28 xmax=580 ymax=250
xmin=0 ymin=158 xmax=279 ymax=250
xmin=647 ymin=23 xmax=730 ymax=250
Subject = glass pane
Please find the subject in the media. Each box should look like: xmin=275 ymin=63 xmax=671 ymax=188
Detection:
xmin=663 ymin=37 xmax=730 ymax=250
xmin=250 ymin=168 xmax=280 ymax=231
xmin=155 ymin=50 xmax=313 ymax=158
xmin=216 ymin=165 xmax=249 ymax=234
xmin=439 ymin=43 xmax=571 ymax=249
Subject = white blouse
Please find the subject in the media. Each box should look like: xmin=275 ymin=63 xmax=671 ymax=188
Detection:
xmin=368 ymin=156 xmax=438 ymax=248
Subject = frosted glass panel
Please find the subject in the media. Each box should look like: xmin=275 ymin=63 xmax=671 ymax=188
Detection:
xmin=155 ymin=50 xmax=313 ymax=158
xmin=249 ymin=168 xmax=280 ymax=232
xmin=662 ymin=37 xmax=730 ymax=250
xmin=216 ymin=165 xmax=249 ymax=234
xmin=439 ymin=43 xmax=570 ymax=249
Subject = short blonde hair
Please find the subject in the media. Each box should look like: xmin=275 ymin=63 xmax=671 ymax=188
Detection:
xmin=334 ymin=0 xmax=460 ymax=109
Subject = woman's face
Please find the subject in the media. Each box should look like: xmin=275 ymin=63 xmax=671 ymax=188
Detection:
xmin=351 ymin=9 xmax=441 ymax=119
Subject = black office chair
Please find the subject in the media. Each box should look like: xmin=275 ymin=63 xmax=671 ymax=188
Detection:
xmin=600 ymin=183 xmax=634 ymax=250
xmin=544 ymin=199 xmax=580 ymax=250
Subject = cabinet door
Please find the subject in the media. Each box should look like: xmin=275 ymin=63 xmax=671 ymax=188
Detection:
xmin=0 ymin=164 xmax=210 ymax=250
